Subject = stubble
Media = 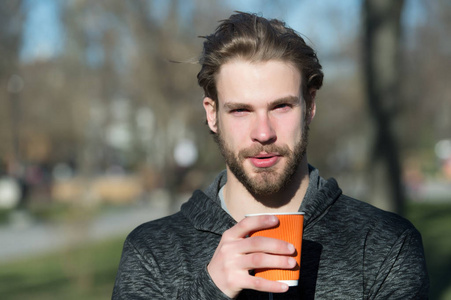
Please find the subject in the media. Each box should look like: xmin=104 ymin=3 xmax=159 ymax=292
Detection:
xmin=214 ymin=122 xmax=309 ymax=198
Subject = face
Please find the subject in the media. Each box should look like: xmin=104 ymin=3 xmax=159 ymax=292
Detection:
xmin=204 ymin=59 xmax=315 ymax=197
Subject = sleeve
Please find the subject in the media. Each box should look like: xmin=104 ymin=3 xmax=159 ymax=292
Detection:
xmin=366 ymin=227 xmax=429 ymax=299
xmin=112 ymin=238 xmax=232 ymax=300
xmin=178 ymin=265 xmax=233 ymax=300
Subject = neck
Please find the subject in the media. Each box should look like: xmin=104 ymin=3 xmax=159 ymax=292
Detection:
xmin=224 ymin=158 xmax=310 ymax=222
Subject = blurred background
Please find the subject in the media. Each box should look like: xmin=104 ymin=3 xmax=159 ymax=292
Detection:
xmin=0 ymin=0 xmax=450 ymax=299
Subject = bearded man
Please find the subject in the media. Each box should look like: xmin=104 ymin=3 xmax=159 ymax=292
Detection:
xmin=113 ymin=12 xmax=429 ymax=299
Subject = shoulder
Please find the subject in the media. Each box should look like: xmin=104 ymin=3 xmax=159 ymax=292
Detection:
xmin=334 ymin=194 xmax=419 ymax=238
xmin=124 ymin=212 xmax=191 ymax=251
xmin=324 ymin=194 xmax=426 ymax=274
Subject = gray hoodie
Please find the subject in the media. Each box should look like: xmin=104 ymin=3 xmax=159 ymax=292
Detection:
xmin=112 ymin=167 xmax=429 ymax=299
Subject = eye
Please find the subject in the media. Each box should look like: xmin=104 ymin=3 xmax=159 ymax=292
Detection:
xmin=230 ymin=108 xmax=249 ymax=116
xmin=274 ymin=103 xmax=292 ymax=111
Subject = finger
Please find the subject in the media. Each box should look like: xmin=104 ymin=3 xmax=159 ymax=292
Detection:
xmin=239 ymin=236 xmax=295 ymax=255
xmin=239 ymin=252 xmax=297 ymax=270
xmin=243 ymin=276 xmax=290 ymax=294
xmin=225 ymin=215 xmax=279 ymax=239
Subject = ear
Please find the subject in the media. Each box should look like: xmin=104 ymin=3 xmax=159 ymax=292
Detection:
xmin=306 ymin=88 xmax=317 ymax=125
xmin=203 ymin=97 xmax=218 ymax=133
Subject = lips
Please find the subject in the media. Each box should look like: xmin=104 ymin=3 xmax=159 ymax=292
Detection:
xmin=248 ymin=153 xmax=280 ymax=168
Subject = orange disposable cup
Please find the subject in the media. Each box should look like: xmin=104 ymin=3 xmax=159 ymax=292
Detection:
xmin=246 ymin=212 xmax=304 ymax=286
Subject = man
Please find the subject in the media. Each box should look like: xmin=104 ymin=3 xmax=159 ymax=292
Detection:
xmin=113 ymin=12 xmax=429 ymax=299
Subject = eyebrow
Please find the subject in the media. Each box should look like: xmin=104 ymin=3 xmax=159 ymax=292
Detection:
xmin=223 ymin=102 xmax=253 ymax=111
xmin=270 ymin=96 xmax=301 ymax=107
xmin=223 ymin=95 xmax=300 ymax=111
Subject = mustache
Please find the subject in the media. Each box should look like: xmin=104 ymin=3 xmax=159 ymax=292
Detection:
xmin=238 ymin=144 xmax=291 ymax=158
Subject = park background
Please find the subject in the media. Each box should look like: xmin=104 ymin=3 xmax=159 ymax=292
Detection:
xmin=0 ymin=0 xmax=450 ymax=299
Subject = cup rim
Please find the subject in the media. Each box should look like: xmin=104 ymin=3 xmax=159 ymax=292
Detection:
xmin=245 ymin=212 xmax=305 ymax=217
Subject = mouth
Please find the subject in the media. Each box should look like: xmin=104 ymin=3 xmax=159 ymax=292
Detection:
xmin=248 ymin=153 xmax=281 ymax=168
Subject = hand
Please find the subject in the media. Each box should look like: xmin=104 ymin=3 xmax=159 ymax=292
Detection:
xmin=207 ymin=215 xmax=296 ymax=298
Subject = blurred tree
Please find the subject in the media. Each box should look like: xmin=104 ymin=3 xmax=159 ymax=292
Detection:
xmin=45 ymin=0 xmax=228 ymax=206
xmin=7 ymin=0 xmax=449 ymax=210
xmin=121 ymin=0 xmax=227 ymax=206
xmin=362 ymin=0 xmax=405 ymax=214
xmin=400 ymin=0 xmax=451 ymax=158
xmin=0 ymin=1 xmax=24 ymax=168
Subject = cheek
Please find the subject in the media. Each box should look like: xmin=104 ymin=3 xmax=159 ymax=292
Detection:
xmin=274 ymin=114 xmax=304 ymax=142
xmin=281 ymin=128 xmax=303 ymax=147
xmin=219 ymin=117 xmax=251 ymax=144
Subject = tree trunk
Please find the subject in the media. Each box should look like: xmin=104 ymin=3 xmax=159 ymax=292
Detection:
xmin=363 ymin=0 xmax=405 ymax=214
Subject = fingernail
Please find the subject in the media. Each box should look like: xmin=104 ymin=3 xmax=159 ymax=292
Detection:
xmin=288 ymin=243 xmax=295 ymax=253
xmin=268 ymin=215 xmax=278 ymax=223
xmin=288 ymin=257 xmax=296 ymax=267
xmin=281 ymin=283 xmax=289 ymax=292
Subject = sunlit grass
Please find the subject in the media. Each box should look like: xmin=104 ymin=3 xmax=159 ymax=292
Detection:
xmin=0 ymin=236 xmax=125 ymax=300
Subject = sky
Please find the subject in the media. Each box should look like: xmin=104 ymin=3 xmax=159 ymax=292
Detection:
xmin=19 ymin=0 xmax=424 ymax=63
xmin=20 ymin=0 xmax=63 ymax=62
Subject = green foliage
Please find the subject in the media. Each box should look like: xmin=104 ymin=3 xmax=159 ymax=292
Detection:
xmin=0 ymin=236 xmax=125 ymax=300
xmin=0 ymin=209 xmax=11 ymax=224
xmin=407 ymin=202 xmax=451 ymax=300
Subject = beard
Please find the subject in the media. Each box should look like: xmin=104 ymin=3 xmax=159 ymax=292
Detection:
xmin=214 ymin=122 xmax=309 ymax=198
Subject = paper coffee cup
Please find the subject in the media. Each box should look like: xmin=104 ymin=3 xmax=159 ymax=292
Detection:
xmin=246 ymin=212 xmax=304 ymax=286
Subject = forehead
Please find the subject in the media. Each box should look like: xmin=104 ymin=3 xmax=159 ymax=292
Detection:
xmin=216 ymin=59 xmax=302 ymax=105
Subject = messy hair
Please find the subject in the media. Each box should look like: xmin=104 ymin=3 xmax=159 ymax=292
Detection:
xmin=197 ymin=12 xmax=323 ymax=110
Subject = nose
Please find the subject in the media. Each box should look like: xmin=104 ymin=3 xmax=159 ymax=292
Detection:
xmin=250 ymin=113 xmax=276 ymax=144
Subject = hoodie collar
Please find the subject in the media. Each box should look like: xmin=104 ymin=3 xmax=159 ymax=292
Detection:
xmin=300 ymin=176 xmax=342 ymax=230
xmin=181 ymin=167 xmax=342 ymax=234
xmin=181 ymin=171 xmax=236 ymax=235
